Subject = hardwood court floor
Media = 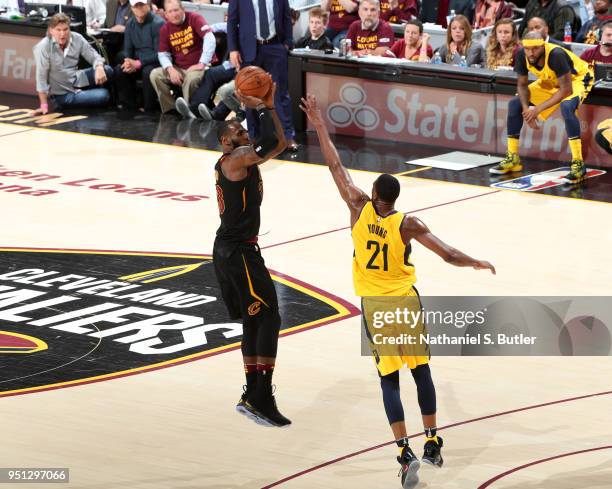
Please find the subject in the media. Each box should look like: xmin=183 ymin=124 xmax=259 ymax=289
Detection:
xmin=0 ymin=123 xmax=611 ymax=489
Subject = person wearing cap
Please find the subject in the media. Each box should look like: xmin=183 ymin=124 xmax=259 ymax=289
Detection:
xmin=114 ymin=0 xmax=165 ymax=111
xmin=489 ymin=31 xmax=594 ymax=184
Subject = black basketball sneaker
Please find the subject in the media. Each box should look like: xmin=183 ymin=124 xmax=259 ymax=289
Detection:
xmin=236 ymin=385 xmax=291 ymax=428
xmin=247 ymin=392 xmax=292 ymax=427
xmin=397 ymin=445 xmax=420 ymax=489
xmin=422 ymin=436 xmax=444 ymax=467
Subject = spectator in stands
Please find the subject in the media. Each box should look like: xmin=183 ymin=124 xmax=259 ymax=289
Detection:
xmin=473 ymin=0 xmax=515 ymax=29
xmin=437 ymin=14 xmax=486 ymax=65
xmin=526 ymin=16 xmax=570 ymax=47
xmin=150 ymin=0 xmax=216 ymax=113
xmin=32 ymin=13 xmax=113 ymax=114
xmin=295 ymin=7 xmax=334 ymax=50
xmin=450 ymin=0 xmax=477 ymax=24
xmin=420 ymin=0 xmax=450 ymax=27
xmin=58 ymin=0 xmax=107 ymax=28
xmin=347 ymin=0 xmax=395 ymax=55
xmin=485 ymin=17 xmax=521 ymax=68
xmin=113 ymin=0 xmax=164 ymax=112
xmin=579 ymin=0 xmax=596 ymax=26
xmin=151 ymin=0 xmax=166 ymax=20
xmin=322 ymin=0 xmax=359 ymax=47
xmin=580 ymin=19 xmax=612 ymax=62
xmin=380 ymin=0 xmax=418 ymax=24
xmin=576 ymin=0 xmax=612 ymax=43
xmin=104 ymin=0 xmax=133 ymax=31
xmin=388 ymin=19 xmax=432 ymax=61
xmin=175 ymin=22 xmax=237 ymax=119
xmin=520 ymin=0 xmax=578 ymax=41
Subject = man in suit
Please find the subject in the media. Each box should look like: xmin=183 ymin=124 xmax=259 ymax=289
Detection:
xmin=104 ymin=0 xmax=133 ymax=31
xmin=227 ymin=0 xmax=297 ymax=151
xmin=103 ymin=0 xmax=134 ymax=65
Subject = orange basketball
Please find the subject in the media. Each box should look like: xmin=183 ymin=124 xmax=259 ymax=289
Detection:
xmin=235 ymin=66 xmax=272 ymax=99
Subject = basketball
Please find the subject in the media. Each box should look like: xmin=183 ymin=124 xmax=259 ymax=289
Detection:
xmin=235 ymin=66 xmax=272 ymax=99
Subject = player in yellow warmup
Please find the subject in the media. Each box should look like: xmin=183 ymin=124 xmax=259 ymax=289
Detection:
xmin=490 ymin=31 xmax=594 ymax=184
xmin=301 ymin=95 xmax=496 ymax=489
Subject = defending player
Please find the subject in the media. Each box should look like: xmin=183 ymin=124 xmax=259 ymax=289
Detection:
xmin=213 ymin=76 xmax=290 ymax=427
xmin=490 ymin=31 xmax=594 ymax=184
xmin=300 ymin=95 xmax=496 ymax=488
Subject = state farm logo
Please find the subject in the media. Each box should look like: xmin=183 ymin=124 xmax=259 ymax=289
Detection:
xmin=327 ymin=83 xmax=380 ymax=131
xmin=0 ymin=248 xmax=358 ymax=397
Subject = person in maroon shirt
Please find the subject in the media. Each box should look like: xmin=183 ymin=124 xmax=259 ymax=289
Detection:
xmin=322 ymin=0 xmax=360 ymax=47
xmin=580 ymin=20 xmax=612 ymax=63
xmin=149 ymin=0 xmax=216 ymax=113
xmin=388 ymin=19 xmax=433 ymax=61
xmin=346 ymin=0 xmax=395 ymax=55
xmin=380 ymin=0 xmax=418 ymax=24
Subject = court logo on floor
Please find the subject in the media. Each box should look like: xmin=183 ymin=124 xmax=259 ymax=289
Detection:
xmin=490 ymin=167 xmax=606 ymax=192
xmin=0 ymin=248 xmax=358 ymax=397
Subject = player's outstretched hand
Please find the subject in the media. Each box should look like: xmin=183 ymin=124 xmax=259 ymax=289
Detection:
xmin=262 ymin=76 xmax=276 ymax=109
xmin=235 ymin=89 xmax=265 ymax=109
xmin=299 ymin=94 xmax=324 ymax=127
xmin=473 ymin=260 xmax=496 ymax=274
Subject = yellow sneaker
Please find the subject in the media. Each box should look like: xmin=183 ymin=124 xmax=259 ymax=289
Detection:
xmin=489 ymin=153 xmax=522 ymax=174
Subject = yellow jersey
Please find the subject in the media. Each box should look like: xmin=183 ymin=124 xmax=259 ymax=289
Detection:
xmin=525 ymin=42 xmax=591 ymax=88
xmin=352 ymin=201 xmax=415 ymax=296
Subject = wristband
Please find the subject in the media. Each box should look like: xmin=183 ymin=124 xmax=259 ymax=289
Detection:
xmin=41 ymin=103 xmax=48 ymax=111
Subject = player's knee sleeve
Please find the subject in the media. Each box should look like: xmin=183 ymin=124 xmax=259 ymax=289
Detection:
xmin=410 ymin=364 xmax=437 ymax=415
xmin=255 ymin=309 xmax=281 ymax=358
xmin=380 ymin=370 xmax=405 ymax=425
xmin=560 ymin=98 xmax=581 ymax=139
xmin=507 ymin=97 xmax=523 ymax=138
xmin=241 ymin=317 xmax=258 ymax=357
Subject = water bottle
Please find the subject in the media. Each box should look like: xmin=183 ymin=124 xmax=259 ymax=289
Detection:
xmin=446 ymin=9 xmax=456 ymax=27
xmin=459 ymin=55 xmax=468 ymax=68
xmin=431 ymin=52 xmax=442 ymax=65
xmin=564 ymin=21 xmax=572 ymax=43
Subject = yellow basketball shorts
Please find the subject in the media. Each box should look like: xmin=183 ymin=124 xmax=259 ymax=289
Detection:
xmin=529 ymin=73 xmax=593 ymax=121
xmin=361 ymin=288 xmax=430 ymax=377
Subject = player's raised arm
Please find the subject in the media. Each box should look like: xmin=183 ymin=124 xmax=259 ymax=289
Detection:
xmin=300 ymin=94 xmax=369 ymax=213
xmin=223 ymin=79 xmax=286 ymax=171
xmin=402 ymin=215 xmax=496 ymax=274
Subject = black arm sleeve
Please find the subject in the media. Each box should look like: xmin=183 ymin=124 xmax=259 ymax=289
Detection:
xmin=548 ymin=48 xmax=572 ymax=77
xmin=253 ymin=108 xmax=280 ymax=158
xmin=514 ymin=49 xmax=528 ymax=75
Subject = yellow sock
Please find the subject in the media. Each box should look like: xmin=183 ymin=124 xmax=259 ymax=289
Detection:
xmin=569 ymin=138 xmax=583 ymax=161
xmin=507 ymin=137 xmax=519 ymax=155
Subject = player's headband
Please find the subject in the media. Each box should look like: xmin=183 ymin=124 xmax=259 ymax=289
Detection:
xmin=522 ymin=39 xmax=545 ymax=47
